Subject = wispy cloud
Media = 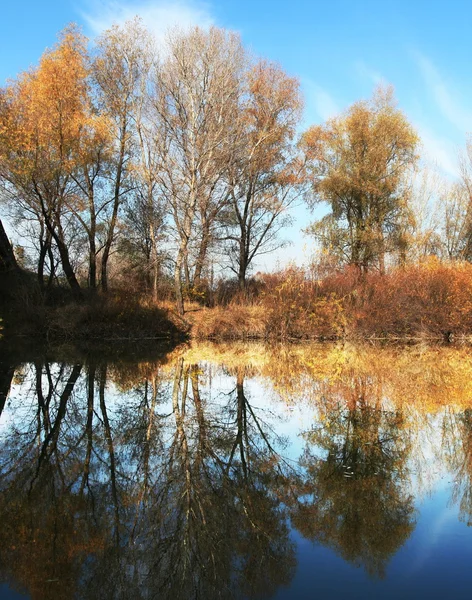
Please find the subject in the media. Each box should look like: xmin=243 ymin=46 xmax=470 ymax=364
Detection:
xmin=416 ymin=123 xmax=460 ymax=178
xmin=302 ymin=78 xmax=340 ymax=123
xmin=81 ymin=0 xmax=215 ymax=40
xmin=354 ymin=60 xmax=387 ymax=87
xmin=414 ymin=51 xmax=472 ymax=133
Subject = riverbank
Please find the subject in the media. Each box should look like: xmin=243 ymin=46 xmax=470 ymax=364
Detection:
xmin=188 ymin=260 xmax=472 ymax=342
xmin=0 ymin=289 xmax=189 ymax=349
xmin=2 ymin=259 xmax=472 ymax=345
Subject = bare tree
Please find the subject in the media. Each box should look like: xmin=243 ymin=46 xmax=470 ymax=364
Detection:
xmin=150 ymin=26 xmax=246 ymax=314
xmin=92 ymin=18 xmax=153 ymax=291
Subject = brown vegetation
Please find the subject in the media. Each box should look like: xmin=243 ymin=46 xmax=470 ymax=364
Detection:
xmin=190 ymin=260 xmax=472 ymax=341
xmin=1 ymin=288 xmax=187 ymax=345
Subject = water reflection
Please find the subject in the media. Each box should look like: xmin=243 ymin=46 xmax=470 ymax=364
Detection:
xmin=0 ymin=356 xmax=296 ymax=599
xmin=1 ymin=343 xmax=472 ymax=599
xmin=443 ymin=407 xmax=472 ymax=525
xmin=291 ymin=378 xmax=414 ymax=578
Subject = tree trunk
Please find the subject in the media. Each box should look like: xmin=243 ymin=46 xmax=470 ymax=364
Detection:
xmin=149 ymin=221 xmax=159 ymax=301
xmin=40 ymin=207 xmax=82 ymax=298
xmin=101 ymin=206 xmax=118 ymax=293
xmin=174 ymin=198 xmax=196 ymax=315
xmin=88 ymin=188 xmax=97 ymax=291
xmin=183 ymin=254 xmax=191 ymax=291
xmin=53 ymin=232 xmax=82 ymax=299
xmin=46 ymin=240 xmax=55 ymax=288
xmin=193 ymin=225 xmax=210 ymax=289
xmin=238 ymin=235 xmax=248 ymax=292
xmin=174 ymin=248 xmax=185 ymax=316
xmin=102 ymin=123 xmax=127 ymax=293
xmin=88 ymin=229 xmax=97 ymax=291
xmin=37 ymin=239 xmax=47 ymax=291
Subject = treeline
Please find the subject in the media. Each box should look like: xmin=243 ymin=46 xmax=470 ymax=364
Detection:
xmin=0 ymin=20 xmax=303 ymax=314
xmin=1 ymin=19 xmax=472 ymax=327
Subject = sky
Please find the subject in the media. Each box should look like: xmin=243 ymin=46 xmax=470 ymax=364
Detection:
xmin=1 ymin=0 xmax=472 ymax=269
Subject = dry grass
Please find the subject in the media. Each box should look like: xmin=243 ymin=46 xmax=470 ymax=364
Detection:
xmin=188 ymin=304 xmax=268 ymax=340
xmin=187 ymin=260 xmax=472 ymax=341
xmin=38 ymin=292 xmax=188 ymax=342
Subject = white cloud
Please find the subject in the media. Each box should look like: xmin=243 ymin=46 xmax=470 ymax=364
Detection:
xmin=302 ymin=78 xmax=340 ymax=123
xmin=416 ymin=123 xmax=460 ymax=179
xmin=414 ymin=52 xmax=472 ymax=133
xmin=354 ymin=60 xmax=387 ymax=87
xmin=81 ymin=0 xmax=215 ymax=41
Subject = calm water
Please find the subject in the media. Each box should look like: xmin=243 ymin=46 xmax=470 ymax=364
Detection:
xmin=1 ymin=342 xmax=472 ymax=599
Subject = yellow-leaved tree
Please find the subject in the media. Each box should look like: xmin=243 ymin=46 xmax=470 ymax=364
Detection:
xmin=0 ymin=26 xmax=108 ymax=296
xmin=301 ymin=86 xmax=419 ymax=273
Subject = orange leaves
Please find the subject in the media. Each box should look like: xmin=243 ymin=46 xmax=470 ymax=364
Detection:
xmin=259 ymin=266 xmax=345 ymax=339
xmin=0 ymin=25 xmax=110 ymax=186
xmin=200 ymin=261 xmax=472 ymax=341
xmin=244 ymin=60 xmax=301 ymax=156
xmin=21 ymin=28 xmax=89 ymax=154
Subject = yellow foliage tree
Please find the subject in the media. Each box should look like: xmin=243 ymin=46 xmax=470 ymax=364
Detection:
xmin=302 ymin=86 xmax=419 ymax=273
xmin=0 ymin=26 xmax=108 ymax=295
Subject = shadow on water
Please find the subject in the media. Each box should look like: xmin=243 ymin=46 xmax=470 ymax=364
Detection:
xmin=1 ymin=341 xmax=472 ymax=598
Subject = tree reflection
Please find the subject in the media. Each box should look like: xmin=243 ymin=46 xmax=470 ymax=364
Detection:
xmin=6 ymin=344 xmax=472 ymax=597
xmin=443 ymin=407 xmax=472 ymax=525
xmin=290 ymin=377 xmax=415 ymax=578
xmin=0 ymin=357 xmax=296 ymax=599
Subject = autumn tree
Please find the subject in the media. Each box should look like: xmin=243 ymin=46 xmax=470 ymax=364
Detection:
xmin=67 ymin=102 xmax=112 ymax=291
xmin=92 ymin=18 xmax=155 ymax=292
xmin=438 ymin=181 xmax=471 ymax=260
xmin=302 ymin=86 xmax=419 ymax=273
xmin=149 ymin=26 xmax=246 ymax=314
xmin=225 ymin=61 xmax=304 ymax=291
xmin=0 ymin=26 xmax=96 ymax=297
xmin=441 ymin=138 xmax=472 ymax=262
xmin=409 ymin=164 xmax=472 ymax=263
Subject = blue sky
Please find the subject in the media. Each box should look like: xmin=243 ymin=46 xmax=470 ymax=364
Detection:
xmin=1 ymin=0 xmax=472 ymax=268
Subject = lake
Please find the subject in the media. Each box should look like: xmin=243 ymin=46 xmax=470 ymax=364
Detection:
xmin=1 ymin=342 xmax=472 ymax=599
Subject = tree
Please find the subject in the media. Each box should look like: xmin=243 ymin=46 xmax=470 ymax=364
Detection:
xmin=0 ymin=219 xmax=18 ymax=273
xmin=67 ymin=100 xmax=112 ymax=291
xmin=442 ymin=137 xmax=472 ymax=262
xmin=92 ymin=18 xmax=154 ymax=292
xmin=302 ymin=86 xmax=419 ymax=273
xmin=226 ymin=61 xmax=303 ymax=291
xmin=439 ymin=181 xmax=472 ymax=260
xmin=403 ymin=167 xmax=443 ymax=263
xmin=118 ymin=190 xmax=166 ymax=293
xmin=0 ymin=26 xmax=94 ymax=297
xmin=150 ymin=26 xmax=246 ymax=314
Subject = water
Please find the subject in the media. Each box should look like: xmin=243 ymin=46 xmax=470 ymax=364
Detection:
xmin=1 ymin=342 xmax=472 ymax=599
